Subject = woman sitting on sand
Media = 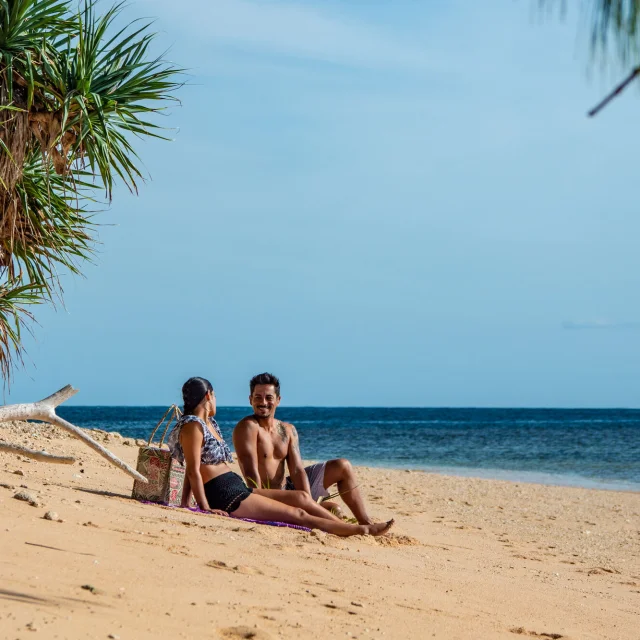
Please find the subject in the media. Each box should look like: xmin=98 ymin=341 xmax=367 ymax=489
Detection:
xmin=168 ymin=377 xmax=393 ymax=537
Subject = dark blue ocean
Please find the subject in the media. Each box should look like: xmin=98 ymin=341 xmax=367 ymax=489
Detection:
xmin=56 ymin=407 xmax=640 ymax=492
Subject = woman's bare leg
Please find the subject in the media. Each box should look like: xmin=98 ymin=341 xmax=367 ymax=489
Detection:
xmin=253 ymin=488 xmax=342 ymax=523
xmin=233 ymin=493 xmax=393 ymax=537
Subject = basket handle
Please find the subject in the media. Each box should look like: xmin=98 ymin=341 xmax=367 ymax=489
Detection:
xmin=158 ymin=405 xmax=182 ymax=447
xmin=147 ymin=405 xmax=182 ymax=447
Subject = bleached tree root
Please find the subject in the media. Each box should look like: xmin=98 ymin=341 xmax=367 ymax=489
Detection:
xmin=0 ymin=385 xmax=148 ymax=483
xmin=0 ymin=441 xmax=75 ymax=464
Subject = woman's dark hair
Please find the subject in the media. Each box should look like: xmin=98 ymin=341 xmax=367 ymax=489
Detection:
xmin=182 ymin=377 xmax=213 ymax=415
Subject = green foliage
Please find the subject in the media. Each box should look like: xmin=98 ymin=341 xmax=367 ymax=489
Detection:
xmin=541 ymin=0 xmax=640 ymax=62
xmin=0 ymin=280 xmax=42 ymax=381
xmin=12 ymin=151 xmax=97 ymax=289
xmin=588 ymin=0 xmax=640 ymax=61
xmin=246 ymin=476 xmax=273 ymax=490
xmin=0 ymin=0 xmax=181 ymax=384
xmin=40 ymin=2 xmax=182 ymax=197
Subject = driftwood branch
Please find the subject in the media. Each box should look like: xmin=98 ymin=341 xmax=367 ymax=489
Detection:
xmin=0 ymin=385 xmax=148 ymax=483
xmin=0 ymin=440 xmax=75 ymax=464
xmin=588 ymin=66 xmax=640 ymax=117
xmin=46 ymin=413 xmax=147 ymax=482
xmin=40 ymin=384 xmax=79 ymax=407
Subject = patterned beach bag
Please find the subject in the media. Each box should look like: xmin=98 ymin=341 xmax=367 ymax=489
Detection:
xmin=131 ymin=405 xmax=195 ymax=506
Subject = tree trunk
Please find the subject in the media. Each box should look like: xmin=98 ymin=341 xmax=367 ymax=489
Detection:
xmin=0 ymin=385 xmax=148 ymax=483
xmin=0 ymin=79 xmax=30 ymax=271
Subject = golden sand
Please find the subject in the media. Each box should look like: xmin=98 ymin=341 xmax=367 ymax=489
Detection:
xmin=1 ymin=421 xmax=638 ymax=639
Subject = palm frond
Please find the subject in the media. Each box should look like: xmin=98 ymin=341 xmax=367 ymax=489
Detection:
xmin=0 ymin=0 xmax=71 ymax=53
xmin=0 ymin=279 xmax=44 ymax=381
xmin=589 ymin=0 xmax=640 ymax=60
xmin=8 ymin=151 xmax=98 ymax=298
xmin=541 ymin=0 xmax=640 ymax=62
xmin=0 ymin=0 xmax=73 ymax=101
xmin=0 ymin=0 xmax=183 ymax=384
xmin=37 ymin=1 xmax=183 ymax=197
xmin=538 ymin=2 xmax=640 ymax=114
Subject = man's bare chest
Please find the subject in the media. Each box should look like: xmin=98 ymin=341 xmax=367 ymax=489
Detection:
xmin=256 ymin=425 xmax=289 ymax=461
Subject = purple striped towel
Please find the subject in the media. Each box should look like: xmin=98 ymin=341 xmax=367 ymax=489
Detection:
xmin=139 ymin=500 xmax=312 ymax=532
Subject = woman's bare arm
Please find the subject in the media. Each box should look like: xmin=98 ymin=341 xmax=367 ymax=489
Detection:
xmin=180 ymin=474 xmax=192 ymax=508
xmin=180 ymin=422 xmax=210 ymax=510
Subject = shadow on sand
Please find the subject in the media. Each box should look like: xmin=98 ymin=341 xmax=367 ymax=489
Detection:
xmin=73 ymin=487 xmax=131 ymax=499
xmin=24 ymin=541 xmax=96 ymax=556
xmin=0 ymin=589 xmax=49 ymax=604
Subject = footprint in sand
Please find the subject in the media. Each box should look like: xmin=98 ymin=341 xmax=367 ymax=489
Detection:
xmin=585 ymin=566 xmax=621 ymax=576
xmin=374 ymin=533 xmax=420 ymax=547
xmin=234 ymin=565 xmax=263 ymax=575
xmin=206 ymin=560 xmax=264 ymax=575
xmin=512 ymin=554 xmax=542 ymax=562
xmin=510 ymin=628 xmax=564 ymax=639
xmin=218 ymin=626 xmax=272 ymax=639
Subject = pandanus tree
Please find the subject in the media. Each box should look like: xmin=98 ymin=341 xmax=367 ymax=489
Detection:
xmin=0 ymin=0 xmax=180 ymax=383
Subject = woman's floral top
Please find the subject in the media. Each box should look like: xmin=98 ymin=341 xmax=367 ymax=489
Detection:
xmin=168 ymin=414 xmax=233 ymax=466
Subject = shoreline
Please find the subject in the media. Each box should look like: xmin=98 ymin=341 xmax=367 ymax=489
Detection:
xmin=23 ymin=418 xmax=640 ymax=493
xmin=2 ymin=419 xmax=639 ymax=639
xmin=353 ymin=462 xmax=640 ymax=494
xmin=52 ymin=406 xmax=640 ymax=495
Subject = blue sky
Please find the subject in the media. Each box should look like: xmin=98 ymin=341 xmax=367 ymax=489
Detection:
xmin=7 ymin=0 xmax=640 ymax=408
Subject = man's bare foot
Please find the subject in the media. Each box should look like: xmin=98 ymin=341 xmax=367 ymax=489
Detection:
xmin=364 ymin=519 xmax=394 ymax=536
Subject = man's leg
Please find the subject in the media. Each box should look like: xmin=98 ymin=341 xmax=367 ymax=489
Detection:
xmin=319 ymin=501 xmax=346 ymax=519
xmin=322 ymin=458 xmax=372 ymax=525
xmin=253 ymin=488 xmax=341 ymax=523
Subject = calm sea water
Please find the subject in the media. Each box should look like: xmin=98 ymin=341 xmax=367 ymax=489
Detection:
xmin=56 ymin=407 xmax=640 ymax=492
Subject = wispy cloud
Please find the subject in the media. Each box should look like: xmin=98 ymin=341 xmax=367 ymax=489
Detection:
xmin=144 ymin=0 xmax=435 ymax=70
xmin=562 ymin=320 xmax=640 ymax=330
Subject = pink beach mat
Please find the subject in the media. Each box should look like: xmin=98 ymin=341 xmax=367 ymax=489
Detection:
xmin=139 ymin=500 xmax=312 ymax=532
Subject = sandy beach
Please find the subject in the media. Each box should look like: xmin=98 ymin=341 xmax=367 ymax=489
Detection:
xmin=1 ymin=420 xmax=639 ymax=640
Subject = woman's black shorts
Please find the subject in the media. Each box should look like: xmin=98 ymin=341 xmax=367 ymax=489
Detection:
xmin=203 ymin=471 xmax=253 ymax=513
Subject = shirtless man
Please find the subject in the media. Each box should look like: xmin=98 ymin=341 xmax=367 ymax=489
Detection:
xmin=232 ymin=372 xmax=374 ymax=525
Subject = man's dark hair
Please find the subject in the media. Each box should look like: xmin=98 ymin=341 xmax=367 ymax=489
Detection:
xmin=250 ymin=372 xmax=281 ymax=397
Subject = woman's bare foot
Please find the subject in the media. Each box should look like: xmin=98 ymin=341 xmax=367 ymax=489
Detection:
xmin=363 ymin=519 xmax=394 ymax=536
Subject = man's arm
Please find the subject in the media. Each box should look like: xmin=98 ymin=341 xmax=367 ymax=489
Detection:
xmin=232 ymin=419 xmax=262 ymax=489
xmin=286 ymin=424 xmax=312 ymax=495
